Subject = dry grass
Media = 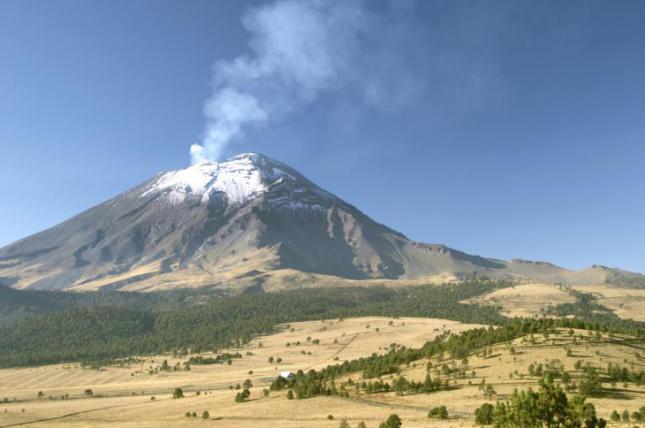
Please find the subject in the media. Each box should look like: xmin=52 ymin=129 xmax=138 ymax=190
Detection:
xmin=461 ymin=283 xmax=575 ymax=318
xmin=464 ymin=282 xmax=645 ymax=322
xmin=572 ymin=284 xmax=645 ymax=321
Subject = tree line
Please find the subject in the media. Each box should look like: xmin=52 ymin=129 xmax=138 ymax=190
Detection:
xmin=1 ymin=281 xmax=642 ymax=368
xmin=0 ymin=281 xmax=508 ymax=367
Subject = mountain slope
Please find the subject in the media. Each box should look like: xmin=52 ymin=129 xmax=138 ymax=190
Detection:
xmin=0 ymin=153 xmax=642 ymax=291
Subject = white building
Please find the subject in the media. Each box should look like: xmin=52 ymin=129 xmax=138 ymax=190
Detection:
xmin=279 ymin=371 xmax=294 ymax=380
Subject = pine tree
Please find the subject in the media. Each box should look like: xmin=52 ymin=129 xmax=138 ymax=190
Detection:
xmin=475 ymin=403 xmax=493 ymax=425
xmin=379 ymin=414 xmax=402 ymax=428
xmin=338 ymin=419 xmax=351 ymax=428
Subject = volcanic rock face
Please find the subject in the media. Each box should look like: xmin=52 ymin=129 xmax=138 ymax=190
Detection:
xmin=0 ymin=153 xmax=642 ymax=291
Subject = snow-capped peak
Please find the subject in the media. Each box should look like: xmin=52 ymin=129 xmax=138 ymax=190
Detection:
xmin=142 ymin=153 xmax=297 ymax=205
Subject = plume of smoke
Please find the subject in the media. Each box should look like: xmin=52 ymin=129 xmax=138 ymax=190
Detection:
xmin=191 ymin=0 xmax=372 ymax=164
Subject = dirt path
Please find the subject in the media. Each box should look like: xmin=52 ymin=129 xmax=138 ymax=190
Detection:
xmin=307 ymin=332 xmax=361 ymax=370
xmin=0 ymin=403 xmax=134 ymax=428
xmin=336 ymin=395 xmax=472 ymax=418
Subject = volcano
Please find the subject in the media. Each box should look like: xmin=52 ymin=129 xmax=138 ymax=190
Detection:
xmin=0 ymin=153 xmax=642 ymax=291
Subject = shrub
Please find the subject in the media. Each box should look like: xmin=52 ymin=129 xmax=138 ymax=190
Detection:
xmin=578 ymin=369 xmax=602 ymax=396
xmin=428 ymin=406 xmax=448 ymax=419
xmin=235 ymin=388 xmax=250 ymax=403
xmin=287 ymin=390 xmax=294 ymax=400
xmin=173 ymin=387 xmax=184 ymax=399
xmin=475 ymin=403 xmax=494 ymax=425
xmin=483 ymin=384 xmax=496 ymax=399
xmin=610 ymin=410 xmax=620 ymax=421
xmin=202 ymin=411 xmax=209 ymax=419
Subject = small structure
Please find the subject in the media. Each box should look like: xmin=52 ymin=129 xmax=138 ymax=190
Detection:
xmin=279 ymin=371 xmax=294 ymax=380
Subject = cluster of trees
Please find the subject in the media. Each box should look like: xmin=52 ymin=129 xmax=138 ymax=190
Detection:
xmin=571 ymin=360 xmax=645 ymax=395
xmin=234 ymin=388 xmax=250 ymax=402
xmin=184 ymin=411 xmax=209 ymax=419
xmin=525 ymin=357 xmax=645 ymax=397
xmin=361 ymin=379 xmax=391 ymax=394
xmin=271 ymin=369 xmax=337 ymax=399
xmin=549 ymin=290 xmax=644 ymax=335
xmin=576 ymin=366 xmax=603 ymax=397
xmin=525 ymin=359 xmax=603 ymax=396
xmin=610 ymin=407 xmax=645 ymax=423
xmin=336 ymin=416 xmax=400 ymax=428
xmin=187 ymin=352 xmax=242 ymax=365
xmin=475 ymin=375 xmax=607 ymax=427
xmin=605 ymin=362 xmax=645 ymax=385
xmin=270 ymin=368 xmax=453 ymax=399
xmin=159 ymin=359 xmax=190 ymax=372
xmin=428 ymin=405 xmax=448 ymax=419
xmin=392 ymin=374 xmax=448 ymax=395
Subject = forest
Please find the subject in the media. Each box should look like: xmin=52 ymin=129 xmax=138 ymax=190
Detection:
xmin=0 ymin=281 xmax=642 ymax=368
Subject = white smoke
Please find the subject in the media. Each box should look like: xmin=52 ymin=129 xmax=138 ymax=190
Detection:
xmin=191 ymin=0 xmax=372 ymax=164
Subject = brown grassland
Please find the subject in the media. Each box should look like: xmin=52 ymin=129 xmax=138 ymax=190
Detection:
xmin=0 ymin=314 xmax=643 ymax=427
xmin=461 ymin=282 xmax=645 ymax=322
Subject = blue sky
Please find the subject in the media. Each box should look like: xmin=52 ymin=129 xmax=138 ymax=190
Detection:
xmin=1 ymin=0 xmax=644 ymax=272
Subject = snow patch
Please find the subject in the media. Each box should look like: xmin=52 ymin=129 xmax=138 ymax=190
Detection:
xmin=142 ymin=153 xmax=299 ymax=206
